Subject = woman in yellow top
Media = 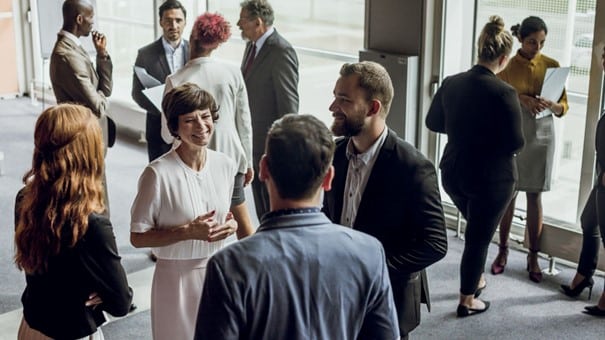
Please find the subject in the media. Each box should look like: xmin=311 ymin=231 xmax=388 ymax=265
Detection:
xmin=490 ymin=16 xmax=568 ymax=283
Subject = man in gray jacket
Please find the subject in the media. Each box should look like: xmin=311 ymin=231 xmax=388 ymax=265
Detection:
xmin=196 ymin=114 xmax=399 ymax=340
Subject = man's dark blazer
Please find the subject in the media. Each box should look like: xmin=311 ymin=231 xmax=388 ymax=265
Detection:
xmin=241 ymin=29 xmax=299 ymax=218
xmin=132 ymin=38 xmax=189 ymax=161
xmin=323 ymin=129 xmax=448 ymax=336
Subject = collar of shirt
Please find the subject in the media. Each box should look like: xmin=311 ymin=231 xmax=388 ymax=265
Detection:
xmin=345 ymin=126 xmax=388 ymax=166
xmin=253 ymin=26 xmax=275 ymax=57
xmin=186 ymin=56 xmax=212 ymax=66
xmin=162 ymin=37 xmax=184 ymax=53
xmin=59 ymin=30 xmax=82 ymax=47
xmin=262 ymin=207 xmax=321 ymax=221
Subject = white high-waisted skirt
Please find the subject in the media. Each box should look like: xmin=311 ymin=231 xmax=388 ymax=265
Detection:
xmin=151 ymin=257 xmax=209 ymax=340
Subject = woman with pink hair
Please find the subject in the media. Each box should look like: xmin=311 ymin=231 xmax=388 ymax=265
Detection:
xmin=161 ymin=12 xmax=255 ymax=240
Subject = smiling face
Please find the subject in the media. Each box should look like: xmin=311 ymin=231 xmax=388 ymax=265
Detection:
xmin=160 ymin=8 xmax=186 ymax=44
xmin=329 ymin=74 xmax=370 ymax=137
xmin=176 ymin=109 xmax=214 ymax=148
xmin=519 ymin=30 xmax=546 ymax=60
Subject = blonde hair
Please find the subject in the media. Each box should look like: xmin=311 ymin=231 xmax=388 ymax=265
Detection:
xmin=477 ymin=15 xmax=513 ymax=63
xmin=14 ymin=104 xmax=105 ymax=274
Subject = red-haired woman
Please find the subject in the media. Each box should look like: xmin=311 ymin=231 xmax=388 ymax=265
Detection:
xmin=14 ymin=104 xmax=132 ymax=339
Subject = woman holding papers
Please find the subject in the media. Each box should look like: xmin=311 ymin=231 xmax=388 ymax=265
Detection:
xmin=491 ymin=16 xmax=569 ymax=283
xmin=130 ymin=84 xmax=239 ymax=339
xmin=560 ymin=46 xmax=605 ymax=316
xmin=426 ymin=16 xmax=524 ymax=317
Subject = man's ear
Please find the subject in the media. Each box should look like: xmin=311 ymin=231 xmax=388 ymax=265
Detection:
xmin=321 ymin=165 xmax=335 ymax=192
xmin=258 ymin=154 xmax=269 ymax=182
xmin=75 ymin=14 xmax=84 ymax=26
xmin=367 ymin=99 xmax=381 ymax=117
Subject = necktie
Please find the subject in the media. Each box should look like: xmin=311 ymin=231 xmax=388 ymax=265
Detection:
xmin=243 ymin=43 xmax=256 ymax=76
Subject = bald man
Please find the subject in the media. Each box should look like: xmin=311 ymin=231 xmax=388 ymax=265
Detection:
xmin=50 ymin=0 xmax=115 ymax=150
xmin=50 ymin=0 xmax=116 ymax=218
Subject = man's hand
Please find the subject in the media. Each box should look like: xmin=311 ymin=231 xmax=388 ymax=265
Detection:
xmin=92 ymin=31 xmax=108 ymax=57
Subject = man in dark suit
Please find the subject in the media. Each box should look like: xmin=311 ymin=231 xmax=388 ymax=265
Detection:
xmin=132 ymin=0 xmax=188 ymax=162
xmin=196 ymin=114 xmax=399 ymax=339
xmin=323 ymin=61 xmax=448 ymax=339
xmin=237 ymin=0 xmax=299 ymax=219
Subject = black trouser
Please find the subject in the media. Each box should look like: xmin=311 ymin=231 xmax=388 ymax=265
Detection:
xmin=146 ymin=112 xmax=172 ymax=162
xmin=577 ymin=179 xmax=605 ymax=277
xmin=442 ymin=168 xmax=515 ymax=295
xmin=251 ymin=159 xmax=270 ymax=220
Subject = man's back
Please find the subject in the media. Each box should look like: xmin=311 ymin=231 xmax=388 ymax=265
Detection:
xmin=195 ymin=211 xmax=399 ymax=340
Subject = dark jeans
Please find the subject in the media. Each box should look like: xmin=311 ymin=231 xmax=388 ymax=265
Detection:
xmin=577 ymin=180 xmax=605 ymax=277
xmin=146 ymin=112 xmax=172 ymax=162
xmin=442 ymin=169 xmax=515 ymax=295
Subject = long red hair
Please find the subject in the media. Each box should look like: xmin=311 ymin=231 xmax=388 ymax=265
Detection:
xmin=14 ymin=104 xmax=105 ymax=274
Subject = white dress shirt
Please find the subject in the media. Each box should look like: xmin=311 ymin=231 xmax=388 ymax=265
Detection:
xmin=162 ymin=37 xmax=186 ymax=74
xmin=340 ymin=127 xmax=388 ymax=227
xmin=130 ymin=149 xmax=237 ymax=259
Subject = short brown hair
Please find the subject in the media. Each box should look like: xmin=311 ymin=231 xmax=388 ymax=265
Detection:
xmin=162 ymin=83 xmax=219 ymax=138
xmin=265 ymin=114 xmax=334 ymax=200
xmin=339 ymin=61 xmax=394 ymax=117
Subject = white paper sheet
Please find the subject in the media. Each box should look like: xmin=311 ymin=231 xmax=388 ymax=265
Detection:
xmin=134 ymin=66 xmax=162 ymax=88
xmin=142 ymin=84 xmax=165 ymax=112
xmin=535 ymin=67 xmax=570 ymax=119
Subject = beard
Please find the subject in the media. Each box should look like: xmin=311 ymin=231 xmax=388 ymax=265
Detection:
xmin=331 ymin=113 xmax=364 ymax=137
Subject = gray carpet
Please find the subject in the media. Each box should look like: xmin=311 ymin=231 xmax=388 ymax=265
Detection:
xmin=1 ymin=97 xmax=603 ymax=339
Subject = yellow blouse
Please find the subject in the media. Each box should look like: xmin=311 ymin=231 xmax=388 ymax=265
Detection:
xmin=498 ymin=51 xmax=569 ymax=116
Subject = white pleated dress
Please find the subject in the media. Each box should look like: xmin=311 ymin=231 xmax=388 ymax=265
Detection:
xmin=131 ymin=149 xmax=237 ymax=340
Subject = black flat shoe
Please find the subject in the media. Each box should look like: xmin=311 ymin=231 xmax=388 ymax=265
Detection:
xmin=561 ymin=277 xmax=594 ymax=299
xmin=583 ymin=305 xmax=605 ymax=317
xmin=474 ymin=283 xmax=487 ymax=298
xmin=457 ymin=300 xmax=490 ymax=317
xmin=129 ymin=303 xmax=138 ymax=313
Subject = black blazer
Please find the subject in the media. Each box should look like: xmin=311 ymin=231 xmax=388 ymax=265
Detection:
xmin=16 ymin=209 xmax=132 ymax=339
xmin=323 ymin=129 xmax=448 ymax=335
xmin=426 ymin=65 xmax=524 ymax=183
xmin=132 ymin=38 xmax=190 ymax=117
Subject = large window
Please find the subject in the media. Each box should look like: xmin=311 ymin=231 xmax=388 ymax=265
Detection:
xmin=208 ymin=0 xmax=363 ymax=126
xmin=439 ymin=0 xmax=599 ymax=228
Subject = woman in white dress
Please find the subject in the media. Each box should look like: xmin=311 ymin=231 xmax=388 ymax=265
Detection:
xmin=130 ymin=83 xmax=239 ymax=339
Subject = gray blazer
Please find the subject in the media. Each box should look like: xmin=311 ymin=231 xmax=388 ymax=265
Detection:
xmin=241 ymin=29 xmax=299 ymax=162
xmin=196 ymin=211 xmax=399 ymax=340
xmin=50 ymin=34 xmax=115 ymax=147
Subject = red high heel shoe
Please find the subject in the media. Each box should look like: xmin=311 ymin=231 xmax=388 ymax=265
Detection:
xmin=527 ymin=249 xmax=542 ymax=283
xmin=491 ymin=245 xmax=508 ymax=275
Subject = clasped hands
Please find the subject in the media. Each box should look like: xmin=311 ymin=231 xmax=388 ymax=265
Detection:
xmin=189 ymin=210 xmax=238 ymax=242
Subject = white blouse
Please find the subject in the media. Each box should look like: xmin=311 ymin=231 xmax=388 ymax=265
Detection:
xmin=130 ymin=149 xmax=237 ymax=259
